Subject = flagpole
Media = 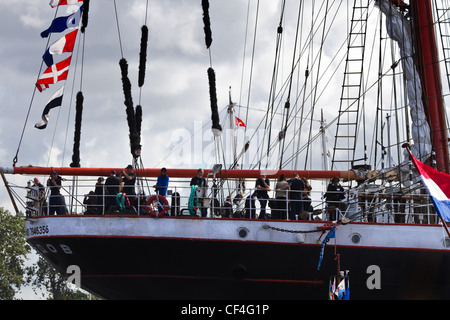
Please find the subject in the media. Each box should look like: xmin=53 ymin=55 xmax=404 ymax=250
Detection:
xmin=403 ymin=143 xmax=450 ymax=238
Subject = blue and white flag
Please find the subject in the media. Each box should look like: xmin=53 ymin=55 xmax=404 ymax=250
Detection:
xmin=41 ymin=5 xmax=83 ymax=38
xmin=317 ymin=224 xmax=336 ymax=270
xmin=410 ymin=154 xmax=450 ymax=222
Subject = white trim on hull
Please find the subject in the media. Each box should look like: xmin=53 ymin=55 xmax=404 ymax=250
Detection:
xmin=25 ymin=215 xmax=450 ymax=251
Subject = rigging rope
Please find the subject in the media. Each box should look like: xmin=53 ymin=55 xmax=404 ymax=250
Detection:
xmin=113 ymin=0 xmax=124 ymax=59
xmin=12 ymin=5 xmax=63 ymax=167
xmin=279 ymin=0 xmax=303 ymax=170
xmin=69 ymin=0 xmax=90 ymax=168
xmin=259 ymin=0 xmax=286 ymax=170
xmin=304 ymin=0 xmax=331 ymax=170
xmin=113 ymin=0 xmax=144 ymax=161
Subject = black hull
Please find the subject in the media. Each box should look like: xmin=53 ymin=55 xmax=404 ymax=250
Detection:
xmin=27 ymin=233 xmax=450 ymax=300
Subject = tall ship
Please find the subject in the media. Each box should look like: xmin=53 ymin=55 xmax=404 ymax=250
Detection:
xmin=2 ymin=0 xmax=450 ymax=299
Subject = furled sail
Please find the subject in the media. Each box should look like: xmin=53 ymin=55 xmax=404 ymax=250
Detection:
xmin=375 ymin=0 xmax=432 ymax=168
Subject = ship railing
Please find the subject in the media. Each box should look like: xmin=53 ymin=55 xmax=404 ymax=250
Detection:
xmin=23 ymin=178 xmax=440 ymax=224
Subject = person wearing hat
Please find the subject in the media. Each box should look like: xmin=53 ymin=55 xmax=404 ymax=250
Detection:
xmin=47 ymin=170 xmax=68 ymax=215
xmin=105 ymin=170 xmax=120 ymax=211
xmin=324 ymin=176 xmax=346 ymax=220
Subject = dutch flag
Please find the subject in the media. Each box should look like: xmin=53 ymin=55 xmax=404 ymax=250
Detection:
xmin=410 ymin=153 xmax=450 ymax=222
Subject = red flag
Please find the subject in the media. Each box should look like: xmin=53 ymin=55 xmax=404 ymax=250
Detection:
xmin=49 ymin=0 xmax=83 ymax=8
xmin=36 ymin=56 xmax=72 ymax=92
xmin=235 ymin=116 xmax=246 ymax=127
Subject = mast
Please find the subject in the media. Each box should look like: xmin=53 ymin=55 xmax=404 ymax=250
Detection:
xmin=411 ymin=0 xmax=450 ymax=173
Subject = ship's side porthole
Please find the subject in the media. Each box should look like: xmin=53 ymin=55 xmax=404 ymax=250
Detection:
xmin=443 ymin=237 xmax=450 ymax=248
xmin=238 ymin=227 xmax=249 ymax=238
xmin=232 ymin=264 xmax=247 ymax=279
xmin=350 ymin=233 xmax=361 ymax=244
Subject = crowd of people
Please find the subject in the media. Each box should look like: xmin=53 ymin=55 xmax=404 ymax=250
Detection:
xmin=32 ymin=166 xmax=346 ymax=221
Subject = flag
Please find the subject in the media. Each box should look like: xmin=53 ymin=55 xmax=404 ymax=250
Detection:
xmin=235 ymin=116 xmax=246 ymax=127
xmin=343 ymin=277 xmax=350 ymax=300
xmin=35 ymin=86 xmax=65 ymax=129
xmin=328 ymin=276 xmax=336 ymax=300
xmin=43 ymin=29 xmax=78 ymax=67
xmin=36 ymin=56 xmax=72 ymax=92
xmin=317 ymin=224 xmax=336 ymax=269
xmin=410 ymin=153 xmax=450 ymax=222
xmin=41 ymin=5 xmax=83 ymax=38
xmin=49 ymin=0 xmax=83 ymax=8
xmin=336 ymin=279 xmax=346 ymax=299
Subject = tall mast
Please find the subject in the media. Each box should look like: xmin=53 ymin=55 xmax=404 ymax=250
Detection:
xmin=411 ymin=0 xmax=450 ymax=173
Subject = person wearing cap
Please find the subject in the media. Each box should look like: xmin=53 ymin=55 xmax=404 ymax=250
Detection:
xmin=47 ymin=170 xmax=68 ymax=215
xmin=324 ymin=176 xmax=346 ymax=220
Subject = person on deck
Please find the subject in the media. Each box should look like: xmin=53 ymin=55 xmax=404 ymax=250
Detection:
xmin=120 ymin=165 xmax=137 ymax=210
xmin=288 ymin=173 xmax=305 ymax=220
xmin=105 ymin=170 xmax=120 ymax=212
xmin=324 ymin=176 xmax=346 ymax=221
xmin=153 ymin=167 xmax=170 ymax=215
xmin=190 ymin=169 xmax=208 ymax=217
xmin=223 ymin=195 xmax=233 ymax=218
xmin=83 ymin=191 xmax=98 ymax=215
xmin=95 ymin=177 xmax=105 ymax=213
xmin=301 ymin=177 xmax=313 ymax=213
xmin=32 ymin=177 xmax=47 ymax=215
xmin=274 ymin=174 xmax=290 ymax=219
xmin=255 ymin=173 xmax=271 ymax=219
xmin=47 ymin=171 xmax=68 ymax=215
xmin=154 ymin=167 xmax=169 ymax=197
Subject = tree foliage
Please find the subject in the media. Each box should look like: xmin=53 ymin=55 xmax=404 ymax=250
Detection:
xmin=0 ymin=208 xmax=30 ymax=300
xmin=25 ymin=255 xmax=95 ymax=300
xmin=0 ymin=206 xmax=99 ymax=300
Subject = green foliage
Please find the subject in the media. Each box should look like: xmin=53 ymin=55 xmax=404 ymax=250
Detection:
xmin=0 ymin=206 xmax=100 ymax=300
xmin=0 ymin=207 xmax=30 ymax=300
xmin=25 ymin=255 xmax=97 ymax=300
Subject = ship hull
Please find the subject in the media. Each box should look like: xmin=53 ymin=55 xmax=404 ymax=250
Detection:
xmin=25 ymin=215 xmax=450 ymax=299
